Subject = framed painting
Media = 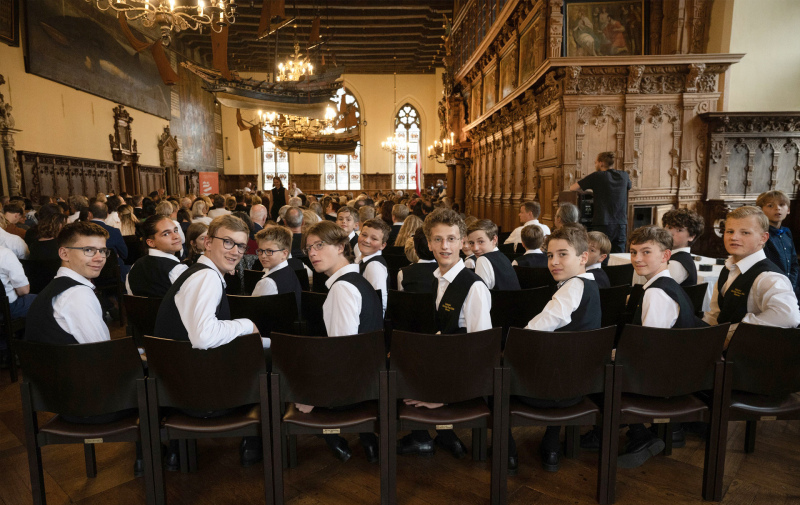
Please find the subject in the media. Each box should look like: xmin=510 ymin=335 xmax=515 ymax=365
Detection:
xmin=471 ymin=78 xmax=482 ymax=122
xmin=518 ymin=21 xmax=537 ymax=84
xmin=0 ymin=0 xmax=19 ymax=46
xmin=499 ymin=47 xmax=516 ymax=99
xmin=483 ymin=65 xmax=497 ymax=112
xmin=564 ymin=0 xmax=646 ymax=57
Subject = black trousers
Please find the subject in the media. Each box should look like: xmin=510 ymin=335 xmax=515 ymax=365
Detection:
xmin=591 ymin=224 xmax=627 ymax=254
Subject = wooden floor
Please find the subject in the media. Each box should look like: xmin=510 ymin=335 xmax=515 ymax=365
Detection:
xmin=1 ymin=331 xmax=799 ymax=504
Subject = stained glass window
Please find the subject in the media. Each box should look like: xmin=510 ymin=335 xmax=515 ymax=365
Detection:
xmin=262 ymin=124 xmax=289 ymax=189
xmin=323 ymin=88 xmax=361 ymax=191
xmin=393 ymin=104 xmax=421 ymax=190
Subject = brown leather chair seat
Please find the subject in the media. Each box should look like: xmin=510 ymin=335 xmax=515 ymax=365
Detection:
xmin=398 ymin=397 xmax=490 ymax=425
xmin=730 ymin=391 xmax=800 ymax=417
xmin=39 ymin=414 xmax=140 ymax=439
xmin=619 ymin=393 xmax=710 ymax=422
xmin=163 ymin=405 xmax=260 ymax=433
xmin=283 ymin=400 xmax=379 ymax=428
xmin=510 ymin=396 xmax=599 ymax=425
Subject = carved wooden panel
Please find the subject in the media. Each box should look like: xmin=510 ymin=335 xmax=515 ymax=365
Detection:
xmin=290 ymin=174 xmax=322 ymax=193
xmin=18 ymin=152 xmax=120 ymax=201
xmin=138 ymin=165 xmax=166 ymax=196
xmin=178 ymin=169 xmax=199 ymax=196
xmin=362 ymin=174 xmax=392 ymax=190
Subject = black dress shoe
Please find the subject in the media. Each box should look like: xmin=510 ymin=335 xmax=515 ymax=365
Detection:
xmin=540 ymin=449 xmax=560 ymax=472
xmin=434 ymin=434 xmax=467 ymax=459
xmin=164 ymin=450 xmax=179 ymax=472
xmin=648 ymin=425 xmax=686 ymax=448
xmin=580 ymin=427 xmax=601 ymax=451
xmin=617 ymin=436 xmax=665 ymax=469
xmin=397 ymin=433 xmax=435 ymax=456
xmin=240 ymin=437 xmax=263 ymax=467
xmin=325 ymin=436 xmax=352 ymax=462
xmin=362 ymin=439 xmax=379 ymax=464
xmin=133 ymin=458 xmax=145 ymax=478
xmin=507 ymin=455 xmax=518 ymax=476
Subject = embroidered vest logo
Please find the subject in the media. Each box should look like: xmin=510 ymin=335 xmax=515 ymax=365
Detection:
xmin=729 ymin=288 xmax=746 ymax=298
xmin=441 ymin=302 xmax=456 ymax=312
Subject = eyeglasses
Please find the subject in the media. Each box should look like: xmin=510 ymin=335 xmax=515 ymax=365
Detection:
xmin=63 ymin=246 xmax=111 ymax=258
xmin=301 ymin=241 xmax=327 ymax=256
xmin=256 ymin=248 xmax=285 ymax=257
xmin=210 ymin=236 xmax=247 ymax=254
xmin=430 ymin=237 xmax=461 ymax=245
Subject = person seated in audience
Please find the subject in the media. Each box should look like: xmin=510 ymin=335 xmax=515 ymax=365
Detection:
xmin=397 ymin=209 xmax=492 ymax=460
xmin=250 ymin=204 xmax=267 ymax=235
xmin=468 ymin=219 xmax=521 ymax=290
xmin=554 ymin=202 xmax=579 ymax=230
xmin=512 ymin=224 xmax=547 ymax=268
xmin=284 ymin=207 xmax=305 ymax=257
xmin=67 ymin=195 xmax=89 ymax=223
xmin=155 ymin=201 xmax=186 ymax=246
xmin=0 ymin=244 xmax=35 ymax=367
xmin=126 ymin=215 xmax=188 ymax=297
xmin=183 ymin=222 xmax=208 ymax=267
xmin=118 ymin=204 xmax=140 ymax=237
xmin=398 ymin=228 xmax=438 ymax=292
xmin=662 ymin=208 xmax=705 ymax=286
xmin=298 ymin=220 xmax=382 ymax=463
xmin=394 ymin=214 xmax=423 ymax=248
xmin=356 ymin=218 xmax=390 ymax=315
xmin=586 ymin=231 xmax=611 ymax=289
xmin=105 ymin=195 xmax=123 ymax=230
xmin=191 ymin=199 xmax=213 ymax=226
xmin=0 ymin=212 xmax=29 ymax=259
xmin=461 ymin=216 xmax=478 ymax=269
xmin=88 ymin=201 xmax=128 ymax=268
xmin=388 ymin=204 xmax=409 ymax=244
xmin=251 ymin=225 xmax=302 ymax=312
xmin=514 ymin=225 xmax=601 ymax=474
xmin=504 ymin=201 xmax=551 ymax=252
xmin=207 ymin=195 xmax=230 ymax=219
xmin=757 ymin=190 xmax=798 ymax=296
xmin=29 ymin=212 xmax=67 ymax=262
xmin=24 ymin=203 xmax=61 ymax=247
xmin=336 ymin=205 xmax=360 ymax=250
xmin=703 ymin=206 xmax=800 ymax=347
xmin=3 ymin=202 xmax=27 ymax=239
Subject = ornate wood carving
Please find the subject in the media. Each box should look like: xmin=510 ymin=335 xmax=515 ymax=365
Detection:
xmin=109 ymin=105 xmax=141 ymax=195
xmin=0 ymin=74 xmax=21 ymax=196
xmin=547 ymin=0 xmax=563 ymax=59
xmin=18 ymin=151 xmax=120 ymax=201
xmin=158 ymin=125 xmax=181 ymax=195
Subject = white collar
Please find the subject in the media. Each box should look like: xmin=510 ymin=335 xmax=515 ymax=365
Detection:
xmin=557 ymin=271 xmax=595 ymax=288
xmin=325 ymin=263 xmax=359 ymax=289
xmin=393 ymin=222 xmax=404 ymax=226
xmin=643 ymin=268 xmax=672 ymax=289
xmin=524 ymin=219 xmax=540 ymax=227
xmin=357 ymin=250 xmax=382 ymax=263
xmin=263 ymin=260 xmax=289 ymax=277
xmin=148 ymin=248 xmax=180 ymax=262
xmin=525 ymin=248 xmax=543 ymax=255
xmin=348 ymin=230 xmax=357 ymax=240
xmin=726 ymin=249 xmax=766 ymax=274
xmin=672 ymin=246 xmax=692 ymax=254
xmin=417 ymin=258 xmax=437 ymax=264
xmin=586 ymin=262 xmax=602 ymax=270
xmin=197 ymin=255 xmax=227 ymax=287
xmin=434 ymin=258 xmax=465 ymax=283
xmin=55 ymin=266 xmax=95 ymax=290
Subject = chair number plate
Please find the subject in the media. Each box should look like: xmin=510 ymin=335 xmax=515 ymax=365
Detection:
xmin=652 ymin=418 xmax=670 ymax=424
xmin=760 ymin=416 xmax=777 ymax=421
xmin=323 ymin=429 xmax=340 ymax=434
xmin=84 ymin=438 xmax=103 ymax=444
xmin=435 ymin=424 xmax=454 ymax=430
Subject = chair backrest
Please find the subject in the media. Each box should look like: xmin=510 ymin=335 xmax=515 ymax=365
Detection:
xmin=311 ymin=270 xmax=330 ymax=294
xmin=602 ymin=263 xmax=634 ymax=288
xmin=300 ymin=290 xmax=328 ymax=336
xmin=504 ymin=327 xmax=616 ymax=399
xmin=391 ymin=328 xmax=502 ymax=404
xmin=122 ymin=235 xmax=144 ymax=266
xmin=383 ymin=246 xmax=406 ymax=257
xmin=386 ymin=290 xmax=437 ymax=333
xmin=21 ymin=259 xmax=61 ymax=294
xmin=292 ymin=267 xmax=311 ymax=291
xmin=271 ymin=331 xmax=385 ymax=407
xmin=498 ymin=243 xmax=515 ymax=255
xmin=625 ymin=283 xmax=645 ymax=314
xmin=227 ymin=292 xmax=299 ymax=336
xmin=599 ymin=284 xmax=632 ymax=328
xmin=143 ymin=334 xmax=266 ymax=411
xmin=384 ymin=254 xmax=411 ymax=270
xmin=514 ymin=266 xmax=556 ymax=290
xmin=615 ymin=324 xmax=728 ymax=397
xmin=681 ymin=283 xmax=708 ymax=314
xmin=123 ymin=295 xmax=162 ymax=347
xmin=726 ymin=323 xmax=800 ymax=397
xmin=243 ymin=269 xmax=263 ymax=295
xmin=490 ymin=287 xmax=551 ymax=331
xmin=94 ymin=250 xmax=121 ymax=288
xmin=15 ymin=337 xmax=144 ymax=416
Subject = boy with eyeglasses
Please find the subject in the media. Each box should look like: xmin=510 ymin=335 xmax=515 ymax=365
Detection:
xmin=252 ymin=225 xmax=302 ymax=311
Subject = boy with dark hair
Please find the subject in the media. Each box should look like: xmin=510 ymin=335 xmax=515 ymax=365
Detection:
xmin=357 ymin=218 xmax=390 ymax=314
xmin=252 ymin=225 xmax=302 ymax=311
xmin=389 ymin=204 xmax=409 ymax=244
xmin=398 ymin=228 xmax=438 ymax=292
xmin=504 ymin=201 xmax=551 ymax=252
xmin=512 ymin=224 xmax=547 ymax=268
xmin=662 ymin=208 xmax=705 ymax=286
xmin=586 ymin=231 xmax=611 ymax=289
xmin=336 ymin=205 xmax=360 ymax=250
xmin=2 ymin=202 xmax=27 ymax=238
xmin=126 ymin=215 xmax=187 ymax=297
xmin=468 ymin=219 xmax=521 ymax=290
xmin=757 ymin=190 xmax=798 ymax=294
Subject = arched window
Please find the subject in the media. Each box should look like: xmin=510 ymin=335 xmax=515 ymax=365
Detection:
xmin=262 ymin=124 xmax=289 ymax=189
xmin=323 ymin=88 xmax=361 ymax=191
xmin=394 ymin=104 xmax=421 ymax=190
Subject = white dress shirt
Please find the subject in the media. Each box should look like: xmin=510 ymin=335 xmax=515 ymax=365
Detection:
xmin=504 ymin=220 xmax=551 ymax=250
xmin=526 ymin=272 xmax=594 ymax=331
xmin=475 ymin=247 xmax=500 ymax=289
xmin=105 ymin=211 xmax=122 ymax=230
xmin=207 ymin=208 xmax=231 ymax=219
xmin=67 ymin=212 xmax=80 ymax=224
xmin=357 ymin=251 xmax=388 ymax=314
xmin=464 ymin=255 xmax=476 ymax=269
xmin=0 ymin=246 xmax=29 ymax=304
xmin=323 ymin=264 xmax=363 ymax=337
xmin=704 ymin=249 xmax=800 ymax=344
xmin=433 ymin=260 xmax=492 ymax=333
xmin=0 ymin=226 xmax=29 ymax=259
xmin=193 ymin=216 xmax=213 ymax=226
xmin=252 ymin=260 xmax=288 ymax=297
xmin=173 ymin=219 xmax=186 ymax=244
xmin=512 ymin=249 xmax=544 ymax=267
xmin=125 ymin=248 xmax=188 ymax=295
xmin=586 ymin=262 xmax=602 ymax=271
xmin=668 ymin=247 xmax=692 ymax=285
xmin=397 ymin=259 xmax=436 ymax=291
xmin=173 ymin=255 xmax=259 ymax=349
xmin=640 ymin=269 xmax=680 ymax=328
xmin=52 ymin=267 xmax=110 ymax=343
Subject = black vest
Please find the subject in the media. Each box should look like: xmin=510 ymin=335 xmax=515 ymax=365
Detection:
xmin=329 ymin=272 xmax=384 ymax=334
xmin=558 ymin=277 xmax=602 ymax=332
xmin=400 ymin=262 xmax=438 ymax=293
xmin=24 ymin=277 xmax=82 ymax=344
xmin=128 ymin=254 xmax=179 ymax=297
xmin=670 ymin=251 xmax=697 ymax=286
xmin=515 ymin=252 xmax=548 ymax=269
xmin=481 ymin=250 xmax=521 ymax=290
xmin=291 ymin=233 xmax=304 ymax=258
xmin=632 ymin=276 xmax=702 ymax=328
xmin=435 ymin=267 xmax=484 ymax=334
xmin=266 ymin=265 xmax=303 ymax=311
xmin=359 ymin=254 xmax=388 ymax=275
xmin=717 ymin=258 xmax=783 ymax=324
xmin=349 ymin=233 xmax=359 ymax=250
xmin=465 ymin=255 xmax=476 ymax=270
xmin=154 ymin=263 xmax=231 ymax=342
xmin=587 ymin=267 xmax=611 ymax=290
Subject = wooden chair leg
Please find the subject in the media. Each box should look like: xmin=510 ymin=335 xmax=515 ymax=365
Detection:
xmin=663 ymin=423 xmax=673 ymax=456
xmin=8 ymin=346 xmax=18 ymax=383
xmin=21 ymin=383 xmax=45 ymax=505
xmin=84 ymin=443 xmax=97 ymax=478
xmin=179 ymin=439 xmax=189 ymax=473
xmin=472 ymin=428 xmax=487 ymax=461
xmin=270 ymin=374 xmax=285 ymax=505
xmin=744 ymin=421 xmax=757 ymax=453
xmin=564 ymin=425 xmax=579 ymax=458
xmin=187 ymin=439 xmax=198 ymax=473
xmin=288 ymin=435 xmax=298 ymax=468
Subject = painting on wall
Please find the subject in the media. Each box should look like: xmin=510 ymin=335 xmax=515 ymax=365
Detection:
xmin=483 ymin=66 xmax=496 ymax=112
xmin=0 ymin=0 xmax=20 ymax=46
xmin=471 ymin=78 xmax=482 ymax=122
xmin=171 ymin=62 xmax=219 ymax=171
xmin=518 ymin=21 xmax=537 ymax=84
xmin=25 ymin=0 xmax=171 ymax=118
xmin=564 ymin=0 xmax=645 ymax=57
xmin=499 ymin=48 xmax=516 ymax=99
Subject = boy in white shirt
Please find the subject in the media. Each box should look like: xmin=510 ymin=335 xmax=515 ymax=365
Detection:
xmin=662 ymin=208 xmax=705 ymax=286
xmin=356 ymin=218 xmax=390 ymax=315
xmin=468 ymin=219 xmax=520 ymax=290
xmin=585 ymin=231 xmax=611 ymax=289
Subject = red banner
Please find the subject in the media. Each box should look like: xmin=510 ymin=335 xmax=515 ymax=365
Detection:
xmin=199 ymin=172 xmax=219 ymax=195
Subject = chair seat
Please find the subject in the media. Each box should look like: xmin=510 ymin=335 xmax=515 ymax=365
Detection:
xmin=39 ymin=414 xmax=140 ymax=439
xmin=398 ymin=397 xmax=490 ymax=424
xmin=620 ymin=393 xmax=709 ymax=423
xmin=730 ymin=391 xmax=800 ymax=418
xmin=510 ymin=396 xmax=600 ymax=424
xmin=283 ymin=400 xmax=379 ymax=428
xmin=164 ymin=405 xmax=260 ymax=433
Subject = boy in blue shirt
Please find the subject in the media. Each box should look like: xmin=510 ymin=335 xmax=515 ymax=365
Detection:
xmin=757 ymin=191 xmax=798 ymax=298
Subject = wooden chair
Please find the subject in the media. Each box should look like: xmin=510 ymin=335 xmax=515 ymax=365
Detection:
xmin=607 ymin=323 xmax=729 ymax=503
xmin=599 ymin=284 xmax=632 ymax=331
xmin=502 ymin=327 xmax=617 ymax=504
xmin=310 ymin=270 xmax=330 ymax=294
xmin=0 ymin=284 xmax=26 ymax=382
xmin=123 ymin=295 xmax=162 ymax=348
xmin=243 ymin=269 xmax=264 ymax=295
xmin=383 ymin=254 xmax=411 ymax=291
xmin=383 ymin=246 xmax=405 ymax=257
xmin=712 ymin=323 xmax=800 ymax=501
xmin=601 ymin=263 xmax=634 ymax=288
xmin=227 ymin=292 xmax=300 ymax=336
xmin=143 ymin=334 xmax=272 ymax=505
xmin=93 ymin=250 xmax=126 ymax=327
xmin=123 ymin=235 xmax=145 ymax=266
xmin=20 ymin=259 xmax=60 ymax=294
xmin=270 ymin=331 xmax=388 ymax=505
xmin=681 ymin=282 xmax=708 ymax=317
xmin=514 ymin=266 xmax=556 ymax=290
xmin=388 ymin=328 xmax=504 ymax=505
xmin=290 ymin=264 xmax=311 ymax=291
xmin=15 ymin=337 xmax=156 ymax=505
xmin=489 ymin=287 xmax=551 ymax=344
xmin=300 ymin=290 xmax=328 ymax=336
xmin=386 ymin=289 xmax=437 ymax=334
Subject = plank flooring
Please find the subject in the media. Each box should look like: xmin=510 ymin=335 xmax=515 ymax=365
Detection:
xmin=1 ymin=328 xmax=799 ymax=504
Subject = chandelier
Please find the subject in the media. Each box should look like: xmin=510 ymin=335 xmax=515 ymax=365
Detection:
xmin=85 ymin=0 xmax=237 ymax=46
xmin=382 ymin=57 xmax=405 ymax=154
xmin=277 ymin=42 xmax=314 ymax=82
xmin=259 ymin=106 xmax=337 ymax=139
xmin=428 ymin=132 xmax=455 ymax=164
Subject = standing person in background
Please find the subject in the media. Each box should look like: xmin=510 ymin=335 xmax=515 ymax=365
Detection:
xmin=270 ymin=177 xmax=290 ymax=221
xmin=570 ymin=151 xmax=631 ymax=253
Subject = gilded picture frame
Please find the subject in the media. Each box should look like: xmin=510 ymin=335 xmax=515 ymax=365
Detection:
xmin=564 ymin=0 xmax=646 ymax=57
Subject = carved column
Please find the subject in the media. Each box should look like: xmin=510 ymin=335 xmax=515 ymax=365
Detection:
xmin=0 ymin=75 xmax=22 ymax=197
xmin=547 ymin=0 xmax=563 ymax=59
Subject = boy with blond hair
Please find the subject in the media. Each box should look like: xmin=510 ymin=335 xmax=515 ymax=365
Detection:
xmin=586 ymin=231 xmax=611 ymax=289
xmin=757 ymin=190 xmax=798 ymax=294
